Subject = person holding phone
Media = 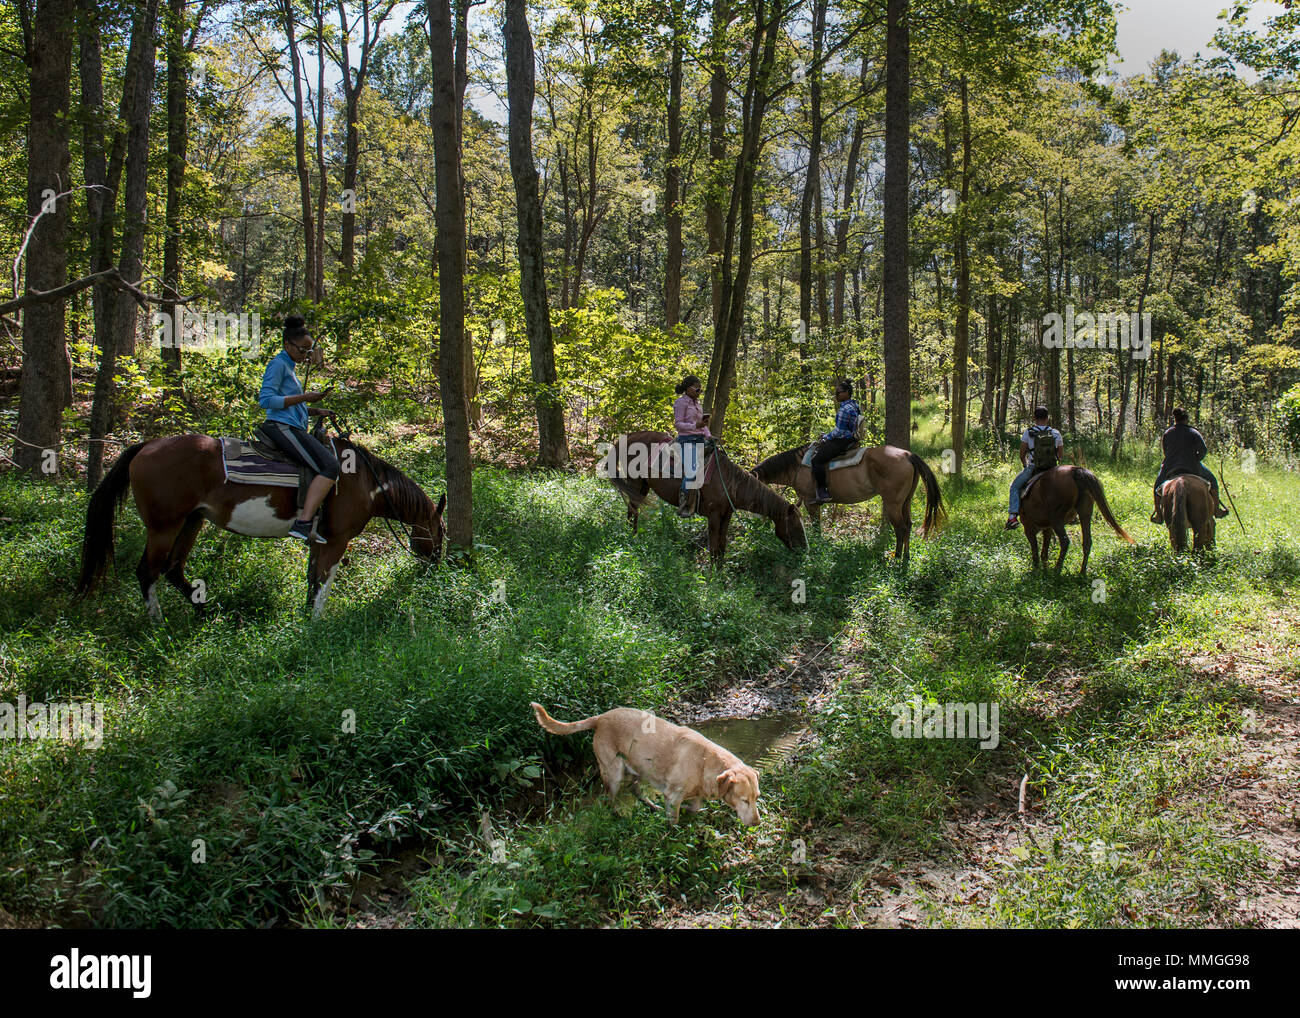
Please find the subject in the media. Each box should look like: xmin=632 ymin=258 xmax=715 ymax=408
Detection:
xmin=258 ymin=314 xmax=340 ymax=543
xmin=672 ymin=374 xmax=712 ymax=518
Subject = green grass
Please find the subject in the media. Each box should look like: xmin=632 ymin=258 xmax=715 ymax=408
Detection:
xmin=1 ymin=413 xmax=1296 ymax=928
xmin=0 ymin=434 xmax=837 ymax=926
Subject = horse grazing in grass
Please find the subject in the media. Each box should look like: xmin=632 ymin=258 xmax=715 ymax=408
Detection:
xmin=606 ymin=431 xmax=806 ymax=566
xmin=1017 ymin=465 xmax=1134 ymax=574
xmin=1160 ymin=474 xmax=1216 ymax=552
xmin=76 ymin=432 xmax=445 ymax=619
xmin=750 ymin=443 xmax=944 ymax=564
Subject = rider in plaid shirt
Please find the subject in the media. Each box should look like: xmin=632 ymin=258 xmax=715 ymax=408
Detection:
xmin=810 ymin=379 xmax=861 ymax=505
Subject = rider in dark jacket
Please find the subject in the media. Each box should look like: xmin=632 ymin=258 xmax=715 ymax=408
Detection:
xmin=1151 ymin=408 xmax=1229 ymax=523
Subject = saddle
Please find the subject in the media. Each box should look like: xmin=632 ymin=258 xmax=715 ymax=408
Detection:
xmin=801 ymin=441 xmax=865 ymax=471
xmin=656 ymin=438 xmax=719 ymax=487
xmin=220 ymin=424 xmax=338 ymax=513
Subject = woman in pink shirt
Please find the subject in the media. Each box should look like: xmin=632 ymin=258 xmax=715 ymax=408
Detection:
xmin=672 ymin=375 xmax=711 ymax=517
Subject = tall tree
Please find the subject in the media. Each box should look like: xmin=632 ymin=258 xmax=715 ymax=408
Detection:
xmin=428 ymin=0 xmax=472 ymax=547
xmin=334 ymin=1 xmax=398 ymax=332
xmin=504 ymin=0 xmax=568 ymax=468
xmin=87 ymin=0 xmax=161 ymax=488
xmin=14 ymin=0 xmax=74 ymax=474
xmin=883 ymin=0 xmax=911 ymax=448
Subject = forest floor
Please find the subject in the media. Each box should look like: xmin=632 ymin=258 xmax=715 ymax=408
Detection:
xmin=2 ymin=413 xmax=1298 ymax=928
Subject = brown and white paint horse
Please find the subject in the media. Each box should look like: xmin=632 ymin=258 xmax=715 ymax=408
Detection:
xmin=75 ymin=433 xmax=445 ymax=619
xmin=751 ymin=443 xmax=944 ymax=564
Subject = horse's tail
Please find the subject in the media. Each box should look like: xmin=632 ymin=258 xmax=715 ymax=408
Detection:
xmin=609 ymin=475 xmax=650 ymax=506
xmin=76 ymin=442 xmax=145 ymax=598
xmin=907 ymin=452 xmax=946 ymax=537
xmin=1072 ymin=467 xmax=1135 ymax=545
xmin=1170 ymin=479 xmax=1188 ymax=552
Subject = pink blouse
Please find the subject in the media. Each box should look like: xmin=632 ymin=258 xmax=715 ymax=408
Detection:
xmin=673 ymin=394 xmax=712 ymax=438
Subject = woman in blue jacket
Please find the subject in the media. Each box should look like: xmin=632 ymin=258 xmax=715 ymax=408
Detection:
xmin=258 ymin=315 xmax=339 ymax=543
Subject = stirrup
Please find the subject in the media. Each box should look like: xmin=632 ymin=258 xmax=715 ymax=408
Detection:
xmin=1215 ymin=504 xmax=1230 ymax=519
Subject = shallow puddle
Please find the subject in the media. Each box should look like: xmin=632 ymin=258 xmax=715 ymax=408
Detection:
xmin=694 ymin=712 xmax=809 ymax=771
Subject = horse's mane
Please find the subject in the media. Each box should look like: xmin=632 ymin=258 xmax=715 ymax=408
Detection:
xmin=753 ymin=444 xmax=810 ymax=479
xmin=715 ymin=449 xmax=794 ymax=518
xmin=339 ymin=437 xmax=434 ymax=524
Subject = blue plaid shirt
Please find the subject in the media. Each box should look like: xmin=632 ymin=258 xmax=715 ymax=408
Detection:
xmin=824 ymin=399 xmax=861 ymax=441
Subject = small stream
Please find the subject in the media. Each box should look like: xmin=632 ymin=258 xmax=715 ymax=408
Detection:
xmin=693 ymin=712 xmax=810 ymax=772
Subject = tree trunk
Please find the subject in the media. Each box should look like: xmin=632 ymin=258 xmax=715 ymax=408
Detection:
xmin=428 ymin=0 xmax=472 ymax=548
xmin=160 ymin=0 xmax=187 ymax=376
xmin=702 ymin=0 xmax=728 ymax=404
xmin=833 ymin=57 xmax=867 ymax=331
xmin=14 ymin=0 xmax=75 ymax=475
xmin=1111 ymin=210 xmax=1157 ymax=457
xmin=663 ymin=0 xmax=684 ymax=329
xmin=883 ymin=0 xmax=910 ymax=448
xmin=504 ymin=0 xmax=569 ymax=468
xmin=283 ymin=0 xmax=316 ymax=302
xmin=798 ymin=0 xmax=826 ymax=345
xmin=705 ymin=0 xmax=786 ymax=435
xmin=950 ymin=74 xmax=971 ymax=477
xmin=87 ymin=0 xmax=159 ymax=489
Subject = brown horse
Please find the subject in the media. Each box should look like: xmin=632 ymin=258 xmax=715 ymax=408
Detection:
xmin=1017 ymin=465 xmax=1134 ymax=573
xmin=750 ymin=443 xmax=944 ymax=563
xmin=1160 ymin=474 xmax=1216 ymax=552
xmin=605 ymin=431 xmax=805 ymax=565
xmin=75 ymin=432 xmax=445 ymax=619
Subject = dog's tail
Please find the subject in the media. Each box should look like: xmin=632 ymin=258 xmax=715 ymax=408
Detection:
xmin=531 ymin=702 xmax=599 ymax=736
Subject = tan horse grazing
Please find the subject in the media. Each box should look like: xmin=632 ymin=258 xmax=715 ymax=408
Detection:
xmin=1160 ymin=474 xmax=1216 ymax=551
xmin=1017 ymin=465 xmax=1134 ymax=574
xmin=76 ymin=432 xmax=445 ymax=619
xmin=750 ymin=444 xmax=944 ymax=564
xmin=606 ymin=431 xmax=806 ymax=566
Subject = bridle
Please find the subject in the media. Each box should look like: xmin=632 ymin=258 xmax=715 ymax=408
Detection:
xmin=313 ymin=411 xmax=440 ymax=563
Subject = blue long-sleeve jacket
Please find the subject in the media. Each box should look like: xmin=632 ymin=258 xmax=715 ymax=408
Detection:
xmin=259 ymin=349 xmax=308 ymax=429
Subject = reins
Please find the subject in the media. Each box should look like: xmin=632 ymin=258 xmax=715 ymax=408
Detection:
xmin=316 ymin=413 xmax=429 ymax=560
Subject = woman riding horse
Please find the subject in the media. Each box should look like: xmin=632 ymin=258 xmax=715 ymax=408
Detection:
xmin=672 ymin=374 xmax=711 ymax=518
xmin=259 ymin=314 xmax=337 ymax=543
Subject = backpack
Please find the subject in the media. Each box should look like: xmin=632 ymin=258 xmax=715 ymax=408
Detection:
xmin=1030 ymin=425 xmax=1058 ymax=471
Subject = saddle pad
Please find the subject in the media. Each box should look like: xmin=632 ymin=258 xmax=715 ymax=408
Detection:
xmin=653 ymin=440 xmax=717 ymax=487
xmin=800 ymin=444 xmax=867 ymax=471
xmin=221 ymin=436 xmax=307 ymax=488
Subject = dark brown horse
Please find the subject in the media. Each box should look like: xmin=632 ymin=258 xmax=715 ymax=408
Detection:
xmin=76 ymin=433 xmax=445 ymax=618
xmin=1160 ymin=474 xmax=1216 ymax=552
xmin=605 ymin=431 xmax=805 ymax=565
xmin=1017 ymin=465 xmax=1133 ymax=573
xmin=751 ymin=443 xmax=944 ymax=563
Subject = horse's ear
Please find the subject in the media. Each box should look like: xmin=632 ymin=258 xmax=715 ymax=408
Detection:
xmin=436 ymin=493 xmax=447 ymax=514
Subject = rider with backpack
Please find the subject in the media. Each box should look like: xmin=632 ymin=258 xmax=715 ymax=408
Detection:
xmin=1006 ymin=406 xmax=1065 ymax=530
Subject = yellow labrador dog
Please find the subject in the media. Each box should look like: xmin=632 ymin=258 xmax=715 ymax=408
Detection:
xmin=530 ymin=703 xmax=760 ymax=826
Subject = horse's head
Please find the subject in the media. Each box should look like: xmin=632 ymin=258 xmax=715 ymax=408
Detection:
xmin=775 ymin=500 xmax=807 ymax=552
xmin=411 ymin=493 xmax=447 ymax=563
